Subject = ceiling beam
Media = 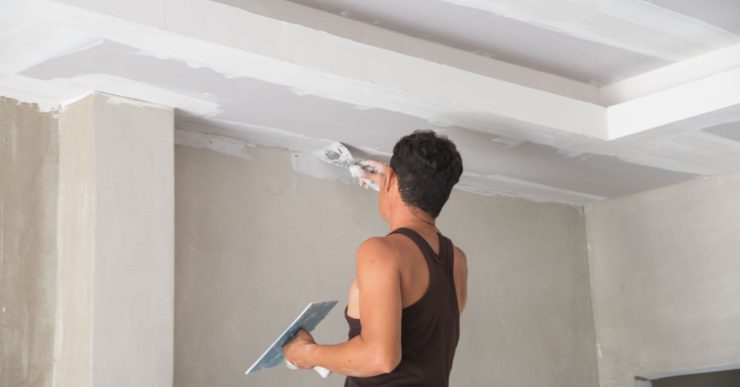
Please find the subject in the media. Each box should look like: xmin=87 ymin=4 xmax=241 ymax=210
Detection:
xmin=3 ymin=0 xmax=740 ymax=143
xmin=6 ymin=0 xmax=609 ymax=141
xmin=608 ymin=67 xmax=740 ymax=140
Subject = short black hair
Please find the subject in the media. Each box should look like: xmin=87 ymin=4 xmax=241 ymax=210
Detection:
xmin=390 ymin=130 xmax=463 ymax=218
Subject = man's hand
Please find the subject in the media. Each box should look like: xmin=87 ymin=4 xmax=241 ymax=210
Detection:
xmin=357 ymin=160 xmax=388 ymax=190
xmin=283 ymin=329 xmax=317 ymax=369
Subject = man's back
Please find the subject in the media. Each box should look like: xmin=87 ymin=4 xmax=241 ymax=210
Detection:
xmin=346 ymin=227 xmax=467 ymax=321
xmin=345 ymin=227 xmax=467 ymax=387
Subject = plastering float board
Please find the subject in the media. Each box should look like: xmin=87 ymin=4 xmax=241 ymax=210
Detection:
xmin=245 ymin=301 xmax=338 ymax=375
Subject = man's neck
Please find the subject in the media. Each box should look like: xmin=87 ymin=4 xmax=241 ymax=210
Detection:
xmin=388 ymin=206 xmax=436 ymax=232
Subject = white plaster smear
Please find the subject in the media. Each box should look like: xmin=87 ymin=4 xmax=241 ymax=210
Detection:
xmin=440 ymin=0 xmax=739 ymax=61
xmin=176 ymin=118 xmax=333 ymax=153
xmin=174 ymin=129 xmax=603 ymax=205
xmin=175 ymin=126 xmax=376 ymax=187
xmin=0 ymin=73 xmax=219 ymax=115
xmin=175 ymin=129 xmax=255 ymax=160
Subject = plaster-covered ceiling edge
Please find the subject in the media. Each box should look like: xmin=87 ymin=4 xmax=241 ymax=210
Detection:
xmin=0 ymin=74 xmax=74 ymax=113
xmin=174 ymin=127 xmax=596 ymax=207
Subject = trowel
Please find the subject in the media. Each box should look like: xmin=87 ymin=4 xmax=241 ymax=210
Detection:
xmin=316 ymin=142 xmax=381 ymax=191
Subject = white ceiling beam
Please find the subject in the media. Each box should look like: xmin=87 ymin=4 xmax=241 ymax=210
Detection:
xmin=600 ymin=43 xmax=740 ymax=105
xmin=5 ymin=0 xmax=609 ymax=141
xmin=3 ymin=0 xmax=740 ymax=144
xmin=608 ymin=67 xmax=740 ymax=140
xmin=212 ymin=0 xmax=601 ymax=104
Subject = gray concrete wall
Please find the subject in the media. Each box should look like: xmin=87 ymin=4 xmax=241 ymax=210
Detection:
xmin=586 ymin=171 xmax=740 ymax=387
xmin=174 ymin=143 xmax=599 ymax=387
xmin=0 ymin=97 xmax=59 ymax=387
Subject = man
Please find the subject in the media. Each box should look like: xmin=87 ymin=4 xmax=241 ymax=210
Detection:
xmin=284 ymin=130 xmax=468 ymax=387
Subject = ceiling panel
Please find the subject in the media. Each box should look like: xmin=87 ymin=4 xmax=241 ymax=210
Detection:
xmin=285 ymin=0 xmax=670 ymax=85
xmin=647 ymin=0 xmax=740 ymax=35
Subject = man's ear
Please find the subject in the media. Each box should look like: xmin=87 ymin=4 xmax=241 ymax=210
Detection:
xmin=384 ymin=167 xmax=394 ymax=193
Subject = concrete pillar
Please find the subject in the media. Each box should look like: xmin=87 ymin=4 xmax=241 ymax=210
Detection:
xmin=54 ymin=92 xmax=174 ymax=387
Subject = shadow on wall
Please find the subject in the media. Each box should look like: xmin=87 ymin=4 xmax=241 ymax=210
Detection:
xmin=636 ymin=368 xmax=740 ymax=387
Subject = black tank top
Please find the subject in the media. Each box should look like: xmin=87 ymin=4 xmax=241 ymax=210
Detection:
xmin=344 ymin=227 xmax=460 ymax=387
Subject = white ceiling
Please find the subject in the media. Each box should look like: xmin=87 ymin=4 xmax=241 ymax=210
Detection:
xmin=2 ymin=0 xmax=740 ymax=205
xmin=284 ymin=0 xmax=740 ymax=85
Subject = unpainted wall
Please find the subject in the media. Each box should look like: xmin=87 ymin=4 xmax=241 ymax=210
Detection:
xmin=0 ymin=97 xmax=58 ymax=387
xmin=54 ymin=93 xmax=95 ymax=387
xmin=586 ymin=171 xmax=740 ymax=387
xmin=174 ymin=144 xmax=599 ymax=387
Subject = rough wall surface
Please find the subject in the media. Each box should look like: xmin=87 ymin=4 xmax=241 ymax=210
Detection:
xmin=54 ymin=94 xmax=95 ymax=387
xmin=90 ymin=93 xmax=174 ymax=387
xmin=0 ymin=97 xmax=58 ymax=387
xmin=586 ymin=172 xmax=740 ymax=387
xmin=174 ymin=144 xmax=599 ymax=387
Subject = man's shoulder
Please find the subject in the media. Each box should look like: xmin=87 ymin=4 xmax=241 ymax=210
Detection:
xmin=355 ymin=236 xmax=401 ymax=265
xmin=453 ymin=245 xmax=467 ymax=260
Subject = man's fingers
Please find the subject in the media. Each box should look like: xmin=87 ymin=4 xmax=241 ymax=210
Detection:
xmin=361 ymin=169 xmax=381 ymax=182
xmin=294 ymin=328 xmax=315 ymax=343
xmin=354 ymin=159 xmax=386 ymax=191
xmin=285 ymin=360 xmax=298 ymax=370
xmin=358 ymin=159 xmax=387 ymax=174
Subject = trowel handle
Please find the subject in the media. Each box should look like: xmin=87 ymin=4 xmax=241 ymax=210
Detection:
xmin=349 ymin=161 xmax=382 ymax=192
xmin=360 ymin=178 xmax=380 ymax=192
xmin=313 ymin=366 xmax=331 ymax=378
xmin=285 ymin=361 xmax=332 ymax=378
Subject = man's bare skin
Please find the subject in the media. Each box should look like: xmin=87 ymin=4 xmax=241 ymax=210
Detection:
xmin=346 ymin=224 xmax=468 ymax=320
xmin=283 ymin=160 xmax=468 ymax=377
